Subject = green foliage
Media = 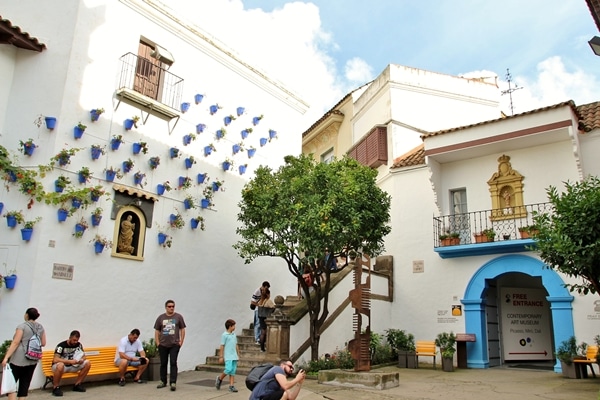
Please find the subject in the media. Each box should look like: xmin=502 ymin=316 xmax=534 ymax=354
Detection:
xmin=533 ymin=177 xmax=600 ymax=295
xmin=369 ymin=331 xmax=394 ymax=365
xmin=234 ymin=154 xmax=391 ymax=360
xmin=142 ymin=338 xmax=158 ymax=358
xmin=386 ymin=329 xmax=416 ymax=356
xmin=295 ymin=347 xmax=355 ymax=374
xmin=435 ymin=332 xmax=456 ymax=359
xmin=0 ymin=339 xmax=12 ymax=361
xmin=556 ymin=336 xmax=579 ymax=364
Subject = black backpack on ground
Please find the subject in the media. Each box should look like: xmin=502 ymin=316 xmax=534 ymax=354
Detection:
xmin=245 ymin=363 xmax=274 ymax=390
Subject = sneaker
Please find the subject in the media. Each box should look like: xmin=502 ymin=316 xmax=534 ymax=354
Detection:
xmin=229 ymin=386 xmax=238 ymax=393
xmin=215 ymin=376 xmax=222 ymax=390
xmin=133 ymin=379 xmax=146 ymax=384
xmin=118 ymin=379 xmax=126 ymax=386
xmin=73 ymin=384 xmax=86 ymax=392
xmin=170 ymin=383 xmax=176 ymax=391
xmin=52 ymin=387 xmax=63 ymax=397
xmin=156 ymin=381 xmax=167 ymax=389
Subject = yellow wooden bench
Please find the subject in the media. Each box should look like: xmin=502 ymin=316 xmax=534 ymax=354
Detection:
xmin=573 ymin=345 xmax=598 ymax=378
xmin=416 ymin=340 xmax=437 ymax=369
xmin=41 ymin=346 xmax=139 ymax=389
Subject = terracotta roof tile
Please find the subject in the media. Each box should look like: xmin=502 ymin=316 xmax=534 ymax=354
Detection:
xmin=390 ymin=144 xmax=425 ymax=169
xmin=422 ymin=100 xmax=577 ymax=139
xmin=0 ymin=16 xmax=46 ymax=52
xmin=576 ymin=101 xmax=600 ymax=132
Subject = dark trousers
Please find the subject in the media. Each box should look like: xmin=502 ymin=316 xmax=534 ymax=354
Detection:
xmin=158 ymin=344 xmax=180 ymax=384
xmin=10 ymin=363 xmax=37 ymax=397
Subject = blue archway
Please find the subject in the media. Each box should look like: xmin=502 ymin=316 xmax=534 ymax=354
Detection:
xmin=461 ymin=254 xmax=573 ymax=372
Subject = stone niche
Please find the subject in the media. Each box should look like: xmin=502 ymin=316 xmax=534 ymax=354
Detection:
xmin=487 ymin=154 xmax=526 ymax=220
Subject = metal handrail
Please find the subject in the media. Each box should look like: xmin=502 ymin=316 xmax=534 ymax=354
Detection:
xmin=433 ymin=202 xmax=553 ymax=247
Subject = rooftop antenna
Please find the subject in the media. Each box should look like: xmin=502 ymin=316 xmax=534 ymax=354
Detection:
xmin=501 ymin=68 xmax=522 ymax=116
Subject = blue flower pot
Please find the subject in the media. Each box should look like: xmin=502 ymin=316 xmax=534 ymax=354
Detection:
xmin=216 ymin=130 xmax=225 ymax=139
xmin=184 ymin=199 xmax=192 ymax=210
xmin=196 ymin=123 xmax=206 ymax=134
xmin=75 ymin=223 xmax=86 ymax=235
xmin=197 ymin=173 xmax=207 ymax=184
xmin=241 ymin=130 xmax=249 ymax=139
xmin=158 ymin=233 xmax=167 ymax=245
xmin=24 ymin=144 xmax=35 ymax=156
xmin=170 ymin=148 xmax=179 ymax=158
xmin=21 ymin=228 xmax=33 ymax=241
xmin=236 ymin=107 xmax=245 ymax=116
xmin=55 ymin=181 xmax=64 ymax=193
xmin=91 ymin=147 xmax=102 ymax=160
xmin=201 ymin=199 xmax=210 ymax=209
xmin=7 ymin=215 xmax=18 ymax=227
xmin=222 ymin=161 xmax=231 ymax=171
xmin=239 ymin=165 xmax=247 ymax=175
xmin=90 ymin=110 xmax=100 ymax=122
xmin=252 ymin=116 xmax=261 ymax=126
xmin=91 ymin=214 xmax=102 ymax=226
xmin=194 ymin=94 xmax=204 ymax=104
xmin=183 ymin=135 xmax=192 ymax=146
xmin=181 ymin=102 xmax=191 ymax=113
xmin=4 ymin=274 xmax=17 ymax=289
xmin=204 ymin=146 xmax=213 ymax=156
xmin=45 ymin=117 xmax=57 ymax=130
xmin=269 ymin=129 xmax=277 ymax=139
xmin=212 ymin=182 xmax=220 ymax=192
xmin=78 ymin=173 xmax=87 ymax=184
xmin=157 ymin=184 xmax=165 ymax=195
xmin=190 ymin=218 xmax=199 ymax=229
xmin=122 ymin=162 xmax=132 ymax=173
xmin=132 ymin=143 xmax=142 ymax=155
xmin=210 ymin=105 xmax=219 ymax=115
xmin=72 ymin=198 xmax=82 ymax=209
xmin=185 ymin=158 xmax=193 ymax=169
xmin=124 ymin=119 xmax=134 ymax=130
xmin=105 ymin=170 xmax=116 ymax=182
xmin=224 ymin=116 xmax=232 ymax=126
xmin=248 ymin=148 xmax=256 ymax=158
xmin=94 ymin=241 xmax=105 ymax=254
xmin=111 ymin=139 xmax=121 ymax=151
xmin=74 ymin=126 xmax=84 ymax=139
xmin=260 ymin=138 xmax=268 ymax=147
xmin=232 ymin=144 xmax=241 ymax=154
xmin=57 ymin=209 xmax=69 ymax=222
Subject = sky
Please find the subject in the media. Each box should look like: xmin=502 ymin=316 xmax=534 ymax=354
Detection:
xmin=169 ymin=0 xmax=600 ymax=129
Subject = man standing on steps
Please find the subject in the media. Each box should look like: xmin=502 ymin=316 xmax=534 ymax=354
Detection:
xmin=154 ymin=299 xmax=186 ymax=392
xmin=250 ymin=281 xmax=270 ymax=344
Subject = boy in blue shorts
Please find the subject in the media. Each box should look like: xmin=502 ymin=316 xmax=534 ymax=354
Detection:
xmin=215 ymin=319 xmax=240 ymax=392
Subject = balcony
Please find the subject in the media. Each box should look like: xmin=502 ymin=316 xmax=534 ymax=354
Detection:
xmin=433 ymin=202 xmax=553 ymax=259
xmin=115 ymin=53 xmax=183 ymax=133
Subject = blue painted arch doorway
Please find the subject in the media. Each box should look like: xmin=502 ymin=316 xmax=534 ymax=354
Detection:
xmin=461 ymin=254 xmax=574 ymax=372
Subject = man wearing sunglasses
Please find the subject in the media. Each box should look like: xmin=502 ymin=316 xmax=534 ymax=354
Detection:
xmin=153 ymin=300 xmax=186 ymax=392
xmin=249 ymin=359 xmax=305 ymax=400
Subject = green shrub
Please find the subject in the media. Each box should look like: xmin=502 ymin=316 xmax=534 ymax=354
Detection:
xmin=296 ymin=347 xmax=354 ymax=375
xmin=0 ymin=339 xmax=12 ymax=361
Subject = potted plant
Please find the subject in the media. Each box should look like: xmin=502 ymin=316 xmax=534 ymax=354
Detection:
xmin=157 ymin=230 xmax=172 ymax=248
xmin=91 ymin=207 xmax=103 ymax=226
xmin=122 ymin=158 xmax=135 ymax=173
xmin=19 ymin=138 xmax=37 ymax=156
xmin=21 ymin=217 xmax=42 ymax=242
xmin=201 ymin=186 xmax=214 ymax=209
xmin=77 ymin=166 xmax=92 ymax=184
xmin=73 ymin=217 xmax=89 ymax=238
xmin=518 ymin=225 xmax=539 ymax=239
xmin=178 ymin=176 xmax=192 ymax=190
xmin=133 ymin=141 xmax=148 ymax=155
xmin=141 ymin=338 xmax=159 ymax=381
xmin=184 ymin=156 xmax=196 ymax=169
xmin=90 ymin=108 xmax=105 ymax=122
xmin=222 ymin=157 xmax=234 ymax=171
xmin=241 ymin=127 xmax=253 ymax=139
xmin=247 ymin=145 xmax=257 ymax=158
xmin=104 ymin=166 xmax=123 ymax=182
xmin=232 ymin=142 xmax=245 ymax=155
xmin=169 ymin=212 xmax=185 ymax=230
xmin=111 ymin=135 xmax=124 ymax=150
xmin=4 ymin=210 xmax=24 ymax=228
xmin=169 ymin=147 xmax=180 ymax=159
xmin=55 ymin=176 xmax=71 ymax=193
xmin=196 ymin=123 xmax=207 ymax=134
xmin=90 ymin=234 xmax=113 ymax=254
xmin=124 ymin=115 xmax=140 ymax=130
xmin=183 ymin=133 xmax=196 ymax=145
xmin=439 ymin=232 xmax=460 ymax=246
xmin=204 ymin=143 xmax=216 ymax=157
xmin=224 ymin=114 xmax=236 ymax=126
xmin=474 ymin=228 xmax=495 ymax=243
xmin=156 ymin=181 xmax=172 ymax=196
xmin=183 ymin=195 xmax=196 ymax=210
xmin=252 ymin=114 xmax=264 ymax=126
xmin=148 ymin=156 xmax=160 ymax=170
xmin=51 ymin=147 xmax=82 ymax=167
xmin=134 ymin=171 xmax=146 ymax=187
xmin=74 ymin=122 xmax=87 ymax=139
xmin=209 ymin=104 xmax=222 ymax=115
xmin=556 ymin=336 xmax=584 ymax=378
xmin=212 ymin=179 xmax=224 ymax=192
xmin=89 ymin=186 xmax=105 ymax=202
xmin=90 ymin=144 xmax=106 ymax=160
xmin=435 ymin=332 xmax=456 ymax=372
xmin=216 ymin=128 xmax=227 ymax=140
xmin=386 ymin=329 xmax=416 ymax=368
xmin=190 ymin=215 xmax=205 ymax=231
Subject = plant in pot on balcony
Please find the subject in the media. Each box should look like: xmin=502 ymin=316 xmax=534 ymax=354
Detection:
xmin=386 ymin=329 xmax=416 ymax=368
xmin=518 ymin=225 xmax=539 ymax=239
xmin=474 ymin=228 xmax=495 ymax=243
xmin=435 ymin=332 xmax=456 ymax=372
xmin=439 ymin=232 xmax=460 ymax=246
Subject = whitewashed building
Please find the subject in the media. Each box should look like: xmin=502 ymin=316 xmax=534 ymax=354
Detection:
xmin=0 ymin=0 xmax=308 ymax=387
xmin=302 ymin=64 xmax=600 ymax=372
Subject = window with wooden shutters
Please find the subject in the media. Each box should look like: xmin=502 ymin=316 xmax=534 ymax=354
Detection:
xmin=347 ymin=126 xmax=388 ymax=168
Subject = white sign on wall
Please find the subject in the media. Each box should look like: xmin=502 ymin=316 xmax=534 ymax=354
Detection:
xmin=500 ymin=287 xmax=553 ymax=361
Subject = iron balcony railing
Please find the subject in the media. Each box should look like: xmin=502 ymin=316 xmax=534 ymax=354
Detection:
xmin=116 ymin=52 xmax=183 ymax=111
xmin=433 ymin=202 xmax=553 ymax=247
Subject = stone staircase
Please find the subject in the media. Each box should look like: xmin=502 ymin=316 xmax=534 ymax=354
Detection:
xmin=196 ymin=295 xmax=303 ymax=374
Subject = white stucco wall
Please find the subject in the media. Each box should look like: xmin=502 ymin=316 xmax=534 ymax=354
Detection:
xmin=0 ymin=0 xmax=307 ymax=388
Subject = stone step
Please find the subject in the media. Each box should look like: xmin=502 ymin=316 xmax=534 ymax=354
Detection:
xmin=205 ymin=355 xmax=268 ymax=368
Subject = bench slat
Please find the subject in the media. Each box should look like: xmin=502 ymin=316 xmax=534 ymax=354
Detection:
xmin=416 ymin=340 xmax=437 ymax=369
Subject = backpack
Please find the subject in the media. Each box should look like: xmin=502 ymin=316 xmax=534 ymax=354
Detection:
xmin=24 ymin=323 xmax=43 ymax=361
xmin=245 ymin=363 xmax=273 ymax=390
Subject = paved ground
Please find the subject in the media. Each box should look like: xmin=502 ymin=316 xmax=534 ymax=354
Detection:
xmin=21 ymin=365 xmax=600 ymax=400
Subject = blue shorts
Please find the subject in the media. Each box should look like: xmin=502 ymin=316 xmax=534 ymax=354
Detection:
xmin=115 ymin=358 xmax=142 ymax=367
xmin=224 ymin=360 xmax=237 ymax=375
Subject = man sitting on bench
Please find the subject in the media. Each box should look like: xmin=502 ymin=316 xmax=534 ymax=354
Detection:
xmin=52 ymin=330 xmax=91 ymax=397
xmin=115 ymin=328 xmax=148 ymax=386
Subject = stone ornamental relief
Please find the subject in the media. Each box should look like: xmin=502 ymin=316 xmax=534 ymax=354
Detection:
xmin=487 ymin=154 xmax=526 ymax=220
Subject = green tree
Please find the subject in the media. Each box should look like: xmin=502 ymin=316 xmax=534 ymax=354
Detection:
xmin=234 ymin=154 xmax=391 ymax=360
xmin=533 ymin=176 xmax=600 ymax=295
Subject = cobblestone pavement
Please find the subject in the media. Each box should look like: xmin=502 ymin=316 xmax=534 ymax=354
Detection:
xmin=21 ymin=366 xmax=600 ymax=400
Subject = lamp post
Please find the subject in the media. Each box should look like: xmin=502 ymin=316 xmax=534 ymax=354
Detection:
xmin=588 ymin=36 xmax=600 ymax=56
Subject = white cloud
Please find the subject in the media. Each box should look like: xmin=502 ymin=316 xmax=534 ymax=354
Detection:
xmin=344 ymin=57 xmax=374 ymax=84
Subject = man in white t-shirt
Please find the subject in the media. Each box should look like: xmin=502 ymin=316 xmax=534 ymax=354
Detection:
xmin=114 ymin=328 xmax=148 ymax=386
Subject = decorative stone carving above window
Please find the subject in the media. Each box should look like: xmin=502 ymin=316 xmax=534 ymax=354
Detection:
xmin=487 ymin=154 xmax=526 ymax=220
